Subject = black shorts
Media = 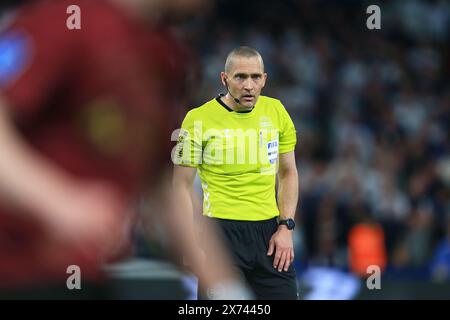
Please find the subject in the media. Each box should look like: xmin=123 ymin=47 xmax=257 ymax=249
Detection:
xmin=200 ymin=217 xmax=298 ymax=300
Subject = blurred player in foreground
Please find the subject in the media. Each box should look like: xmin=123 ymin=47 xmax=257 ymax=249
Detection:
xmin=0 ymin=0 xmax=247 ymax=299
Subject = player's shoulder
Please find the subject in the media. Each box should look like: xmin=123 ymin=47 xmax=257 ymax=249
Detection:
xmin=1 ymin=0 xmax=119 ymax=42
xmin=2 ymin=0 xmax=66 ymax=30
xmin=12 ymin=0 xmax=125 ymax=30
xmin=12 ymin=0 xmax=85 ymax=22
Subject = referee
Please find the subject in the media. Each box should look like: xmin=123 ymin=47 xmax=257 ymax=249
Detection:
xmin=173 ymin=46 xmax=299 ymax=299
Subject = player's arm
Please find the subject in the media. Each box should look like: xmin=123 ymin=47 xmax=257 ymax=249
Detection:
xmin=171 ymin=165 xmax=251 ymax=298
xmin=0 ymin=95 xmax=125 ymax=254
xmin=0 ymin=95 xmax=73 ymax=218
xmin=267 ymin=150 xmax=299 ymax=272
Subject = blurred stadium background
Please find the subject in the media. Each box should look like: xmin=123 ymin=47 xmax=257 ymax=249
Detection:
xmin=1 ymin=0 xmax=449 ymax=299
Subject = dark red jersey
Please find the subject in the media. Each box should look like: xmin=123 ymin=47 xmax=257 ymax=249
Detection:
xmin=0 ymin=0 xmax=189 ymax=288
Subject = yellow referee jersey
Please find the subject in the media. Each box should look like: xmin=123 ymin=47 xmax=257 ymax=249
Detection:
xmin=174 ymin=95 xmax=297 ymax=221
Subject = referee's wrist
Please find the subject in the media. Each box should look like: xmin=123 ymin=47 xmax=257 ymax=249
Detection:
xmin=278 ymin=224 xmax=292 ymax=232
xmin=277 ymin=216 xmax=296 ymax=230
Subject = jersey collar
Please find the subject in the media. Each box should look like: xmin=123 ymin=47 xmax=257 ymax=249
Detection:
xmin=216 ymin=94 xmax=254 ymax=114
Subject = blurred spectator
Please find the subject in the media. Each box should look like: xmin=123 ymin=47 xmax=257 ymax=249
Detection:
xmin=348 ymin=204 xmax=387 ymax=277
xmin=430 ymin=217 xmax=450 ymax=282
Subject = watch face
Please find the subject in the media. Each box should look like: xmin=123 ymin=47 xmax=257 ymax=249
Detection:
xmin=287 ymin=220 xmax=295 ymax=229
xmin=280 ymin=219 xmax=295 ymax=230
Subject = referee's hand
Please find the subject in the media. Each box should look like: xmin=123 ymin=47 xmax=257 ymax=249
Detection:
xmin=267 ymin=226 xmax=294 ymax=272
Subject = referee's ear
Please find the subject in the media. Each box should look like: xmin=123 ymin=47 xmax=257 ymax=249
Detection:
xmin=261 ymin=72 xmax=268 ymax=88
xmin=220 ymin=71 xmax=227 ymax=87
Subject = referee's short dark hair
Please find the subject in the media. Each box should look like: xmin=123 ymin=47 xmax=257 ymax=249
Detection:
xmin=225 ymin=46 xmax=264 ymax=73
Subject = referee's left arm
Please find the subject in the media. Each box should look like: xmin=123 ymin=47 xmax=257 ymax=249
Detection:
xmin=267 ymin=150 xmax=299 ymax=272
xmin=277 ymin=151 xmax=299 ymax=222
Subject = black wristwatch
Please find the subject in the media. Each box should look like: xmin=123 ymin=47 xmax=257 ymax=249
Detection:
xmin=278 ymin=218 xmax=295 ymax=230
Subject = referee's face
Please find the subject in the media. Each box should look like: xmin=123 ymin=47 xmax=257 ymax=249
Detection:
xmin=222 ymin=56 xmax=267 ymax=109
